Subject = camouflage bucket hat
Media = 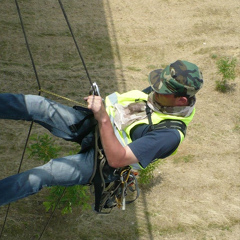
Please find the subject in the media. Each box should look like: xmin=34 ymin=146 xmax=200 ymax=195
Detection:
xmin=148 ymin=60 xmax=203 ymax=97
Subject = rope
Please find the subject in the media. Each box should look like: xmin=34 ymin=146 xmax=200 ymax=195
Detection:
xmin=15 ymin=1 xmax=41 ymax=91
xmin=39 ymin=88 xmax=87 ymax=107
xmin=37 ymin=188 xmax=67 ymax=240
xmin=37 ymin=2 xmax=94 ymax=236
xmin=0 ymin=121 xmax=34 ymax=239
xmin=0 ymin=0 xmax=40 ymax=237
xmin=1 ymin=0 xmax=93 ymax=239
xmin=58 ymin=0 xmax=94 ymax=89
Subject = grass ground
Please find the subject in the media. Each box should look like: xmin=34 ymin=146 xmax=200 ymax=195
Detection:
xmin=0 ymin=0 xmax=239 ymax=239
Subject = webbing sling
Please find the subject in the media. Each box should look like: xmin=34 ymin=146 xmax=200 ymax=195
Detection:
xmin=92 ymin=152 xmax=106 ymax=212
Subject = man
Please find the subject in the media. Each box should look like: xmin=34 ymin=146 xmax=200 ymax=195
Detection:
xmin=0 ymin=60 xmax=203 ymax=206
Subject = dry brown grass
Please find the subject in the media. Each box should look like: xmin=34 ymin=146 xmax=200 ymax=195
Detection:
xmin=0 ymin=0 xmax=239 ymax=239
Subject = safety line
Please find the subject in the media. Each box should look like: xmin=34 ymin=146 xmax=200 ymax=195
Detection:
xmin=37 ymin=188 xmax=67 ymax=240
xmin=38 ymin=1 xmax=95 ymax=238
xmin=1 ymin=0 xmax=94 ymax=239
xmin=39 ymin=88 xmax=87 ymax=107
xmin=58 ymin=0 xmax=94 ymax=89
xmin=15 ymin=1 xmax=41 ymax=91
xmin=0 ymin=0 xmax=40 ymax=237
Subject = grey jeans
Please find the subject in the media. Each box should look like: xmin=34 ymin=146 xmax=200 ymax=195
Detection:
xmin=0 ymin=93 xmax=97 ymax=206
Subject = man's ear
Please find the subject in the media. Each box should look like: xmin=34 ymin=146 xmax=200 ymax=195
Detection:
xmin=176 ymin=97 xmax=188 ymax=106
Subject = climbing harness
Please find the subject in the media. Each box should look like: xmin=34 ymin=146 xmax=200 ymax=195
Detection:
xmin=90 ymin=147 xmax=140 ymax=214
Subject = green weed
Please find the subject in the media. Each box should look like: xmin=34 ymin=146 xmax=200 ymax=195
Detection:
xmin=211 ymin=54 xmax=218 ymax=59
xmin=215 ymin=56 xmax=237 ymax=92
xmin=27 ymin=134 xmax=90 ymax=214
xmin=43 ymin=185 xmax=90 ymax=215
xmin=138 ymin=160 xmax=162 ymax=185
xmin=28 ymin=134 xmax=61 ymax=163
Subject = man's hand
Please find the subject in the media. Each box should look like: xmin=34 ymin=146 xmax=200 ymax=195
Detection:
xmin=84 ymin=95 xmax=107 ymax=122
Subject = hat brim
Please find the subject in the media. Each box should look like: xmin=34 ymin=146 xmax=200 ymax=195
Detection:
xmin=148 ymin=68 xmax=174 ymax=95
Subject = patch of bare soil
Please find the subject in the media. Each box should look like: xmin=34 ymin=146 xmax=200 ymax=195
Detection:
xmin=0 ymin=0 xmax=239 ymax=239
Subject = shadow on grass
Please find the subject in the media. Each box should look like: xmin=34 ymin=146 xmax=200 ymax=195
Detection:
xmin=0 ymin=0 xmax=153 ymax=239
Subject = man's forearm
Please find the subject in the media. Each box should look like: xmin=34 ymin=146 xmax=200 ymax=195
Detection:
xmin=98 ymin=113 xmax=127 ymax=168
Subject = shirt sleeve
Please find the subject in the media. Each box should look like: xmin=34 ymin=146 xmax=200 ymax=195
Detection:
xmin=128 ymin=127 xmax=181 ymax=168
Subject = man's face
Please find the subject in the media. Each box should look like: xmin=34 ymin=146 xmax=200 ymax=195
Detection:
xmin=153 ymin=92 xmax=179 ymax=107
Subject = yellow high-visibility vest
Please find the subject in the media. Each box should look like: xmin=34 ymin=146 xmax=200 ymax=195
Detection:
xmin=105 ymin=90 xmax=195 ymax=169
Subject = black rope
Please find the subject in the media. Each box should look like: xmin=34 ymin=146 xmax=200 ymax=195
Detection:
xmin=15 ymin=1 xmax=41 ymax=91
xmin=58 ymin=0 xmax=94 ymax=89
xmin=38 ymin=2 xmax=96 ymax=238
xmin=0 ymin=121 xmax=34 ymax=238
xmin=0 ymin=0 xmax=41 ymax=237
xmin=1 ymin=1 xmax=95 ymax=239
xmin=37 ymin=188 xmax=67 ymax=240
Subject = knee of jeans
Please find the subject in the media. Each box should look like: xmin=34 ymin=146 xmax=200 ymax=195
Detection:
xmin=28 ymin=168 xmax=52 ymax=190
xmin=28 ymin=173 xmax=44 ymax=191
xmin=25 ymin=95 xmax=48 ymax=118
